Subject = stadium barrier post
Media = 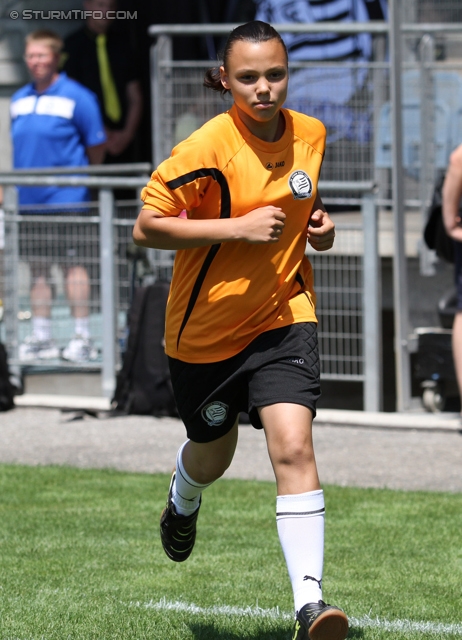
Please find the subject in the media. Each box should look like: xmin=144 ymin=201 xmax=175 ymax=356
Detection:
xmin=99 ymin=187 xmax=116 ymax=399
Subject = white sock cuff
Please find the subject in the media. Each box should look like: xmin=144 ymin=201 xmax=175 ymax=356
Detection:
xmin=176 ymin=441 xmax=211 ymax=490
xmin=276 ymin=490 xmax=325 ymax=520
xmin=74 ymin=316 xmax=90 ymax=339
xmin=32 ymin=317 xmax=52 ymax=341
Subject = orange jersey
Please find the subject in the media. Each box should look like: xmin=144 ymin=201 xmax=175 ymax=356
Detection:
xmin=141 ymin=105 xmax=326 ymax=363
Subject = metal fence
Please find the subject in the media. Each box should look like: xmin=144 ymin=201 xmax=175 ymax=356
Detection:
xmin=2 ymin=2 xmax=461 ymax=410
xmin=308 ymin=187 xmax=381 ymax=411
xmin=150 ymin=23 xmax=388 ymax=187
xmin=148 ymin=7 xmax=462 ymax=411
xmin=0 ymin=167 xmax=154 ymax=398
xmin=0 ymin=169 xmax=380 ymax=409
xmin=149 ymin=23 xmax=385 ymax=410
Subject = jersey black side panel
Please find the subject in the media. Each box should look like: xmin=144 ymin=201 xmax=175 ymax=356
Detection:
xmin=166 ymin=168 xmax=231 ymax=349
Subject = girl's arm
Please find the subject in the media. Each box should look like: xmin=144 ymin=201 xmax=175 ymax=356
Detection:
xmin=443 ymin=145 xmax=462 ymax=243
xmin=307 ymin=194 xmax=336 ymax=251
xmin=133 ymin=206 xmax=287 ymax=250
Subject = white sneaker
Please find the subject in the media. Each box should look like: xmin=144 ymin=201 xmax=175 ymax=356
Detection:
xmin=19 ymin=335 xmax=60 ymax=361
xmin=61 ymin=335 xmax=99 ymax=363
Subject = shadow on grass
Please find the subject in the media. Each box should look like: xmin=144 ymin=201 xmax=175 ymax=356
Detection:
xmin=189 ymin=622 xmax=365 ymax=639
xmin=189 ymin=624 xmax=288 ymax=639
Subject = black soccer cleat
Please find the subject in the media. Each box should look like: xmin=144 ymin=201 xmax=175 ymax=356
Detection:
xmin=292 ymin=600 xmax=349 ymax=640
xmin=160 ymin=471 xmax=201 ymax=562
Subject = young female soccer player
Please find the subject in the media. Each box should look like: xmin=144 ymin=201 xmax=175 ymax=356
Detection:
xmin=133 ymin=20 xmax=348 ymax=640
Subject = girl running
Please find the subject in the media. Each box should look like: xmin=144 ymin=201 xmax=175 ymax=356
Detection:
xmin=134 ymin=20 xmax=348 ymax=640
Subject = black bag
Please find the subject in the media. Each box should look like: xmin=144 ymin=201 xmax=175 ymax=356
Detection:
xmin=111 ymin=281 xmax=177 ymax=417
xmin=0 ymin=342 xmax=15 ymax=412
xmin=423 ymin=175 xmax=456 ymax=264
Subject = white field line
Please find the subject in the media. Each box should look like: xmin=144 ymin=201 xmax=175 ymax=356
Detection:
xmin=128 ymin=598 xmax=462 ymax=636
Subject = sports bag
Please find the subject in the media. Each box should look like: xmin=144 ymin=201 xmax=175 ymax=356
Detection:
xmin=111 ymin=281 xmax=177 ymax=417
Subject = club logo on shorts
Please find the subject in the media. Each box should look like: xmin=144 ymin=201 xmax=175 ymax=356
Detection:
xmin=289 ymin=170 xmax=313 ymax=200
xmin=201 ymin=401 xmax=228 ymax=427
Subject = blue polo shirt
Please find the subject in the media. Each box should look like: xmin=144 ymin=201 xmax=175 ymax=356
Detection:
xmin=10 ymin=72 xmax=106 ymax=206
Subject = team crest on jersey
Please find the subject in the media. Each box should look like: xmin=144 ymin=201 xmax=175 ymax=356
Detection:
xmin=289 ymin=170 xmax=313 ymax=200
xmin=201 ymin=401 xmax=228 ymax=427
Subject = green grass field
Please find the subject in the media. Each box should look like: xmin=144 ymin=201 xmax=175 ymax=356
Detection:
xmin=0 ymin=463 xmax=461 ymax=639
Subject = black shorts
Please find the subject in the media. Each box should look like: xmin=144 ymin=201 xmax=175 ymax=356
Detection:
xmin=168 ymin=322 xmax=321 ymax=443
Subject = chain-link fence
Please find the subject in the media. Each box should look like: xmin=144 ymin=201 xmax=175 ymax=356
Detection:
xmin=150 ymin=24 xmax=387 ymax=408
xmin=0 ymin=168 xmax=153 ymax=398
xmin=2 ymin=4 xmax=461 ymax=409
xmin=149 ymin=12 xmax=462 ymax=411
xmin=0 ymin=172 xmax=380 ymax=409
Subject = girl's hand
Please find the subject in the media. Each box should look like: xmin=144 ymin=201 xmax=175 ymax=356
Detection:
xmin=307 ymin=208 xmax=335 ymax=251
xmin=237 ymin=206 xmax=287 ymax=244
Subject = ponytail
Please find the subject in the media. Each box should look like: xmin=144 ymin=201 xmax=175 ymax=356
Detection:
xmin=203 ymin=66 xmax=226 ymax=94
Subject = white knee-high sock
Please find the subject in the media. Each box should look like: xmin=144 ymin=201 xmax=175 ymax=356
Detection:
xmin=32 ymin=317 xmax=52 ymax=341
xmin=276 ymin=490 xmax=325 ymax=613
xmin=172 ymin=441 xmax=213 ymax=516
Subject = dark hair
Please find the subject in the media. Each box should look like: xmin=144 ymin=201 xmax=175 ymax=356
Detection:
xmin=203 ymin=21 xmax=288 ymax=95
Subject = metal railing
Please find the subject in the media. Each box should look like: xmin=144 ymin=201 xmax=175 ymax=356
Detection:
xmin=148 ymin=6 xmax=462 ymax=411
xmin=148 ymin=22 xmax=385 ymax=410
xmin=0 ymin=169 xmax=380 ymax=410
xmin=0 ymin=166 xmax=152 ymax=399
xmin=313 ymin=182 xmax=381 ymax=411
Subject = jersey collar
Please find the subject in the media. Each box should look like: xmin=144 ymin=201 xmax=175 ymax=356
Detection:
xmin=229 ymin=104 xmax=293 ymax=153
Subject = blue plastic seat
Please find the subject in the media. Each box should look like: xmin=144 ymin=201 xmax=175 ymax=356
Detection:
xmin=376 ymin=99 xmax=452 ymax=177
xmin=375 ymin=69 xmax=462 ymax=176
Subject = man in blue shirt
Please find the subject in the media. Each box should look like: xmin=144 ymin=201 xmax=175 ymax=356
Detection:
xmin=10 ymin=29 xmax=106 ymax=362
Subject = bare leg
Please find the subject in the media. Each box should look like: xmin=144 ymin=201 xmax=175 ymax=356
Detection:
xmin=260 ymin=402 xmax=320 ymax=494
xmin=260 ymin=403 xmax=329 ymax=614
xmin=66 ymin=266 xmax=90 ymax=318
xmin=452 ymin=312 xmax=462 ymax=413
xmin=22 ymin=276 xmax=59 ymax=358
xmin=30 ymin=276 xmax=52 ymax=318
xmin=181 ymin=419 xmax=239 ymax=484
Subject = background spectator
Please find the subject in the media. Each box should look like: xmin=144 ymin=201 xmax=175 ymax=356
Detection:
xmin=10 ymin=29 xmax=106 ymax=362
xmin=63 ymin=0 xmax=143 ymax=195
xmin=442 ymin=144 xmax=462 ymax=418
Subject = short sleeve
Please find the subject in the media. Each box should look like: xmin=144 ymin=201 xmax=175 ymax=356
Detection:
xmin=141 ymin=137 xmax=219 ymax=215
xmin=72 ymin=85 xmax=106 ymax=147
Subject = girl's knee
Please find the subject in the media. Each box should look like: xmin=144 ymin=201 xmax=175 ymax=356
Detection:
xmin=184 ymin=456 xmax=229 ymax=484
xmin=183 ymin=436 xmax=237 ymax=484
xmin=272 ymin=436 xmax=316 ymax=469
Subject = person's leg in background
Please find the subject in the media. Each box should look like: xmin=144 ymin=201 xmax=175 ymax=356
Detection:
xmin=67 ymin=265 xmax=90 ymax=334
xmin=61 ymin=265 xmax=98 ymax=362
xmin=30 ymin=275 xmax=52 ymax=338
xmin=452 ymin=311 xmax=462 ymax=415
xmin=452 ymin=245 xmax=462 ymax=417
xmin=19 ymin=266 xmax=60 ymax=361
